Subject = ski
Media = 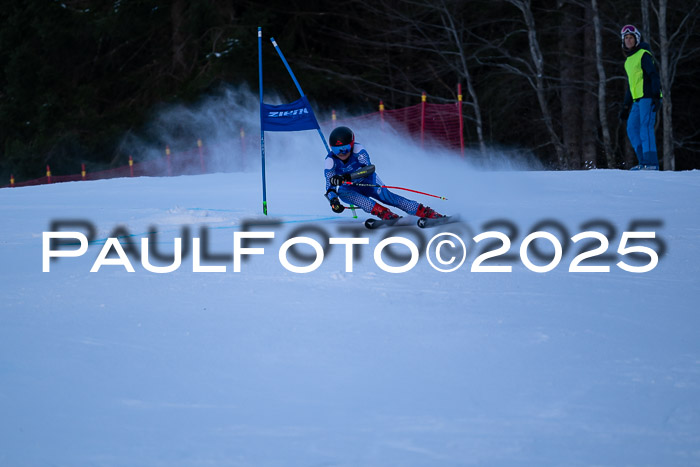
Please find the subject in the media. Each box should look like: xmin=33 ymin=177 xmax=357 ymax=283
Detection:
xmin=365 ymin=217 xmax=401 ymax=229
xmin=417 ymin=215 xmax=459 ymax=228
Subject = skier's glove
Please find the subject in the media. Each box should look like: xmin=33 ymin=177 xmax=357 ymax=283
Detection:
xmin=330 ymin=197 xmax=345 ymax=213
xmin=651 ymin=97 xmax=661 ymax=112
xmin=330 ymin=173 xmax=350 ymax=186
xmin=618 ymin=105 xmax=630 ymax=122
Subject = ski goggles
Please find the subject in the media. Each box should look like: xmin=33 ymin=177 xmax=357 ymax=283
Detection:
xmin=620 ymin=24 xmax=639 ymax=40
xmin=331 ymin=143 xmax=352 ymax=155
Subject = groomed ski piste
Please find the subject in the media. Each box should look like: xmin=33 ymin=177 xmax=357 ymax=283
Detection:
xmin=2 ymin=117 xmax=700 ymax=466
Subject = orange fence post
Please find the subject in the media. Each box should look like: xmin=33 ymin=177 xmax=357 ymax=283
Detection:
xmin=198 ymin=139 xmax=205 ymax=173
xmin=129 ymin=155 xmax=134 ymax=177
xmin=420 ymin=92 xmax=427 ymax=148
xmin=457 ymin=83 xmax=465 ymax=158
xmin=46 ymin=165 xmax=52 ymax=184
xmin=81 ymin=163 xmax=86 ymax=180
xmin=165 ymin=145 xmax=172 ymax=176
xmin=332 ymin=109 xmax=337 ymax=123
xmin=379 ymin=100 xmax=385 ymax=129
xmin=10 ymin=174 xmax=15 ymax=187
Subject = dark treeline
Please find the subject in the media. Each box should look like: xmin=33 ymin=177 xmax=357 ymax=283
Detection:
xmin=1 ymin=0 xmax=699 ymax=180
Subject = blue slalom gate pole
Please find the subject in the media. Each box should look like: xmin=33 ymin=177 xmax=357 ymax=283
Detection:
xmin=258 ymin=27 xmax=268 ymax=215
xmin=269 ymin=37 xmax=357 ymax=218
xmin=270 ymin=37 xmax=331 ymax=153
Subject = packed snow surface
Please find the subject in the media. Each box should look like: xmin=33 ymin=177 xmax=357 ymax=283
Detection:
xmin=1 ymin=137 xmax=700 ymax=466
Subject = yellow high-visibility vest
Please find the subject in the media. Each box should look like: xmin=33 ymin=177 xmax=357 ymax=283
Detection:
xmin=625 ymin=49 xmax=661 ymax=100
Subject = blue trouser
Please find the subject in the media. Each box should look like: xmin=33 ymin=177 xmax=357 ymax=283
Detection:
xmin=337 ymin=175 xmax=419 ymax=215
xmin=627 ymin=98 xmax=658 ymax=167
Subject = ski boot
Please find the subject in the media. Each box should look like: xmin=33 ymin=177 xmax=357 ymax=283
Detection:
xmin=415 ymin=204 xmax=444 ymax=219
xmin=371 ymin=203 xmax=400 ymax=220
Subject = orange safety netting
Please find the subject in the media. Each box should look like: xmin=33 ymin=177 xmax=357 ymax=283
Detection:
xmin=2 ymin=99 xmax=464 ymax=189
xmin=331 ymin=102 xmax=463 ymax=150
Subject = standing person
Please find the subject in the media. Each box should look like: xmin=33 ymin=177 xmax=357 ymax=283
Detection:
xmin=324 ymin=126 xmax=444 ymax=220
xmin=619 ymin=24 xmax=662 ymax=170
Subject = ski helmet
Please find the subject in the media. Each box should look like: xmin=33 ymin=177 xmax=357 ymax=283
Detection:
xmin=328 ymin=126 xmax=354 ymax=155
xmin=620 ymin=24 xmax=641 ymax=46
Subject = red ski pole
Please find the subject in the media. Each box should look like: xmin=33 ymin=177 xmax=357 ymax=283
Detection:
xmin=343 ymin=181 xmax=447 ymax=200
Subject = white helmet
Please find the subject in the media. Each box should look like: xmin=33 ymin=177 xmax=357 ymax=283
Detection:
xmin=620 ymin=24 xmax=641 ymax=46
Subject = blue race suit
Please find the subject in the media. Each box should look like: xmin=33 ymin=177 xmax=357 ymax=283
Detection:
xmin=324 ymin=143 xmax=419 ymax=215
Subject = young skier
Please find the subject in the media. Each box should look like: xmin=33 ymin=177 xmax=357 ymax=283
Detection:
xmin=618 ymin=24 xmax=662 ymax=170
xmin=323 ymin=126 xmax=444 ymax=223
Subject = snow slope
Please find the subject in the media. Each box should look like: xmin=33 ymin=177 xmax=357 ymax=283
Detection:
xmin=1 ymin=136 xmax=700 ymax=466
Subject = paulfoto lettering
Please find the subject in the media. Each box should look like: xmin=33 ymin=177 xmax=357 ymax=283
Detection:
xmin=42 ymin=231 xmax=423 ymax=274
xmin=42 ymin=218 xmax=665 ymax=274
